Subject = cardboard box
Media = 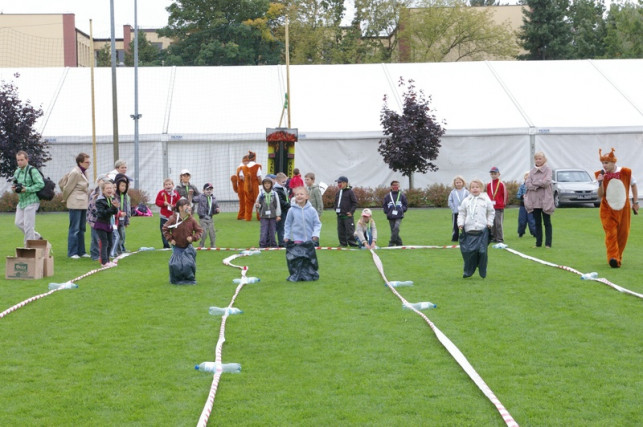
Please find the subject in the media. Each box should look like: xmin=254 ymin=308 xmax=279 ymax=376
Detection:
xmin=5 ymin=248 xmax=43 ymax=280
xmin=43 ymin=256 xmax=54 ymax=277
xmin=26 ymin=240 xmax=52 ymax=258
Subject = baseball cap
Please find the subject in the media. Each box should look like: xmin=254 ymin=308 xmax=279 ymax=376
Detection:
xmin=180 ymin=169 xmax=191 ymax=175
xmin=489 ymin=167 xmax=500 ymax=173
xmin=361 ymin=208 xmax=372 ymax=217
xmin=203 ymin=182 xmax=213 ymax=190
xmin=335 ymin=176 xmax=348 ymax=183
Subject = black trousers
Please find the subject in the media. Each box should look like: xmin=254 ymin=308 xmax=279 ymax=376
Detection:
xmin=336 ymin=215 xmax=358 ymax=247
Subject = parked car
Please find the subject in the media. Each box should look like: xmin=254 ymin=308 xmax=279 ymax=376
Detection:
xmin=551 ymin=168 xmax=600 ymax=208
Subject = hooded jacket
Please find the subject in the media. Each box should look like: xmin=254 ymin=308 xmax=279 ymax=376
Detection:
xmin=284 ymin=201 xmax=322 ymax=242
xmin=114 ymin=173 xmax=131 ymax=227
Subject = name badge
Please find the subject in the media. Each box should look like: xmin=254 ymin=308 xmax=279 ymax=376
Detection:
xmin=336 ymin=208 xmax=341 ymax=213
xmin=392 ymin=210 xmax=398 ymax=215
xmin=265 ymin=210 xmax=271 ymax=215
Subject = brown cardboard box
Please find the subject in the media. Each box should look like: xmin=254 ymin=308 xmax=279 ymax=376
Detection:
xmin=5 ymin=248 xmax=43 ymax=280
xmin=26 ymin=240 xmax=52 ymax=258
xmin=43 ymin=256 xmax=54 ymax=277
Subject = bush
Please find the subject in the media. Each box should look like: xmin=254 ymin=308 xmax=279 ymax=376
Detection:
xmin=505 ymin=180 xmax=520 ymax=206
xmin=425 ymin=183 xmax=450 ymax=208
xmin=0 ymin=191 xmax=18 ymax=212
xmin=128 ymin=188 xmax=150 ymax=209
xmin=405 ymin=188 xmax=426 ymax=207
xmin=0 ymin=188 xmax=150 ymax=213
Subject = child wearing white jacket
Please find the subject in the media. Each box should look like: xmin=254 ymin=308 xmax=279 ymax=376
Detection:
xmin=457 ymin=179 xmax=495 ymax=278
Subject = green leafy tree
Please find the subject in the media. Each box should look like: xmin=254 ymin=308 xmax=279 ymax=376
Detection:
xmin=124 ymin=32 xmax=164 ymax=66
xmin=353 ymin=0 xmax=413 ymax=62
xmin=159 ymin=0 xmax=282 ymax=65
xmin=0 ymin=74 xmax=50 ymax=179
xmin=96 ymin=45 xmax=111 ymax=67
xmin=519 ymin=0 xmax=573 ymax=60
xmin=379 ymin=78 xmax=445 ymax=189
xmin=603 ymin=0 xmax=643 ymax=58
xmin=569 ymin=0 xmax=607 ymax=59
xmin=470 ymin=0 xmax=498 ymax=5
xmin=399 ymin=0 xmax=519 ymax=62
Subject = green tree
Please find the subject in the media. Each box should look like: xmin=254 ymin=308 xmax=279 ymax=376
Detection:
xmin=519 ymin=0 xmax=573 ymax=60
xmin=0 ymin=74 xmax=50 ymax=179
xmin=470 ymin=0 xmax=498 ymax=5
xmin=569 ymin=0 xmax=607 ymax=59
xmin=353 ymin=0 xmax=413 ymax=62
xmin=603 ymin=0 xmax=643 ymax=58
xmin=399 ymin=0 xmax=519 ymax=62
xmin=96 ymin=45 xmax=111 ymax=67
xmin=159 ymin=0 xmax=282 ymax=65
xmin=379 ymin=78 xmax=445 ymax=189
xmin=124 ymin=32 xmax=164 ymax=66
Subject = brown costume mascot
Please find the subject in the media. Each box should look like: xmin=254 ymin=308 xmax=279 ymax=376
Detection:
xmin=231 ymin=155 xmax=249 ymax=220
xmin=595 ymin=148 xmax=639 ymax=268
xmin=240 ymin=151 xmax=262 ymax=221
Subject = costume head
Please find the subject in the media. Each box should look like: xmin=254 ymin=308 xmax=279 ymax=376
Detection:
xmin=599 ymin=148 xmax=617 ymax=163
xmin=248 ymin=151 xmax=256 ymax=161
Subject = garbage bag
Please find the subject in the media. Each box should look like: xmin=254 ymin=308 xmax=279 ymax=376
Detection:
xmin=459 ymin=228 xmax=490 ymax=278
xmin=169 ymin=245 xmax=197 ymax=285
xmin=285 ymin=240 xmax=319 ymax=282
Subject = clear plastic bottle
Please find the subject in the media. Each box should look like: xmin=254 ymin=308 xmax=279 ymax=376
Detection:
xmin=48 ymin=282 xmax=78 ymax=290
xmin=208 ymin=306 xmax=243 ymax=316
xmin=388 ymin=281 xmax=414 ymax=288
xmin=240 ymin=250 xmax=261 ymax=256
xmin=403 ymin=301 xmax=436 ymax=310
xmin=580 ymin=272 xmax=599 ymax=280
xmin=195 ymin=362 xmax=241 ymax=373
xmin=138 ymin=246 xmax=155 ymax=251
xmin=233 ymin=277 xmax=260 ymax=284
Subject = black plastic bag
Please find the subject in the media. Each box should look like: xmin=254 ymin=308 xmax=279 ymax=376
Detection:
xmin=169 ymin=245 xmax=197 ymax=285
xmin=459 ymin=228 xmax=490 ymax=278
xmin=285 ymin=241 xmax=319 ymax=282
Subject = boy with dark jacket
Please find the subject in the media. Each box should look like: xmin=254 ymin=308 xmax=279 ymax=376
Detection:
xmin=382 ymin=180 xmax=408 ymax=246
xmin=255 ymin=178 xmax=281 ymax=248
xmin=334 ymin=176 xmax=358 ymax=247
xmin=274 ymin=173 xmax=291 ymax=247
xmin=193 ymin=183 xmax=220 ymax=248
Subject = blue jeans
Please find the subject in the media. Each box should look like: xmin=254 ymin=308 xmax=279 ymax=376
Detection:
xmin=67 ymin=209 xmax=87 ymax=257
xmin=90 ymin=227 xmax=100 ymax=260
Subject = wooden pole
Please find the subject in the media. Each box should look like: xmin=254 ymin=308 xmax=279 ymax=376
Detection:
xmin=89 ymin=19 xmax=97 ymax=182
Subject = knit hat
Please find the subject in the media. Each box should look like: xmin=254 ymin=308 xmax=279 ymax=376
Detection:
xmin=599 ymin=148 xmax=617 ymax=163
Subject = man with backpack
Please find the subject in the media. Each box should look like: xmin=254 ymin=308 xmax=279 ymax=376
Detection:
xmin=11 ymin=151 xmax=44 ymax=245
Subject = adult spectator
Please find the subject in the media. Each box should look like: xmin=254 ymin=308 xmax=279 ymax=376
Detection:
xmin=61 ymin=153 xmax=92 ymax=258
xmin=240 ymin=151 xmax=262 ymax=221
xmin=525 ymin=152 xmax=555 ymax=249
xmin=106 ymin=159 xmax=128 ymax=182
xmin=12 ymin=151 xmax=44 ymax=245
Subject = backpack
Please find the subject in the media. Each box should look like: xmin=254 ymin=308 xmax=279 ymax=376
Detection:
xmin=132 ymin=203 xmax=152 ymax=217
xmin=28 ymin=166 xmax=56 ymax=201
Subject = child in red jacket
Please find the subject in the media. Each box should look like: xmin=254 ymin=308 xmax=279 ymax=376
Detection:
xmin=155 ymin=178 xmax=181 ymax=249
xmin=486 ymin=167 xmax=507 ymax=243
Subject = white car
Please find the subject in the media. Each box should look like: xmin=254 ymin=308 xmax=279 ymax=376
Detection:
xmin=552 ymin=169 xmax=600 ymax=208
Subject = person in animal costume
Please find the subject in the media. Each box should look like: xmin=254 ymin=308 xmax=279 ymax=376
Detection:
xmin=240 ymin=151 xmax=263 ymax=221
xmin=231 ymin=155 xmax=249 ymax=220
xmin=595 ymin=148 xmax=639 ymax=268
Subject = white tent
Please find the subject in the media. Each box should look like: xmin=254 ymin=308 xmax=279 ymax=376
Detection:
xmin=1 ymin=59 xmax=641 ymax=201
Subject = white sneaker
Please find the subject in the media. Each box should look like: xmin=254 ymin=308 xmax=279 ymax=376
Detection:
xmin=102 ymin=262 xmax=117 ymax=268
xmin=81 ymin=254 xmax=91 ymax=258
xmin=70 ymin=255 xmax=80 ymax=259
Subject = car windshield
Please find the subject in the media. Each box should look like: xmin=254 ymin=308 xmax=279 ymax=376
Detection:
xmin=556 ymin=171 xmax=591 ymax=182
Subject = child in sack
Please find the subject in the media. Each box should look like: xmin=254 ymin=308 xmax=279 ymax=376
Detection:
xmin=284 ymin=186 xmax=322 ymax=281
xmin=255 ymin=177 xmax=281 ymax=248
xmin=458 ymin=179 xmax=495 ymax=279
xmin=162 ymin=198 xmax=203 ymax=285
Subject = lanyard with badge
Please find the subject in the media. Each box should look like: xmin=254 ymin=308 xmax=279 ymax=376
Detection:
xmin=389 ymin=191 xmax=401 ymax=215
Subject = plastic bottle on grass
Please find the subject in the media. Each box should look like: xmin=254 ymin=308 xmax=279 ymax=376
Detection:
xmin=580 ymin=272 xmax=598 ymax=280
xmin=403 ymin=301 xmax=436 ymax=311
xmin=195 ymin=362 xmax=241 ymax=373
xmin=388 ymin=281 xmax=414 ymax=288
xmin=233 ymin=277 xmax=260 ymax=284
xmin=48 ymin=282 xmax=78 ymax=290
xmin=240 ymin=250 xmax=261 ymax=256
xmin=209 ymin=306 xmax=243 ymax=316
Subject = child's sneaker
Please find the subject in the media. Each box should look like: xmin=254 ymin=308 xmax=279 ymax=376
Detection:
xmin=102 ymin=261 xmax=117 ymax=268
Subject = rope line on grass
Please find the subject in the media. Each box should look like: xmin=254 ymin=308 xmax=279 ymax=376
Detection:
xmin=502 ymin=247 xmax=643 ymax=299
xmin=368 ymin=248 xmax=519 ymax=427
xmin=195 ymin=245 xmax=459 ymax=252
xmin=0 ymin=252 xmax=131 ymax=320
xmin=197 ymin=253 xmax=252 ymax=427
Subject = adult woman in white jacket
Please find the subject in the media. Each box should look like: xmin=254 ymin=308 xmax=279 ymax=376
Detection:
xmin=61 ymin=153 xmax=91 ymax=258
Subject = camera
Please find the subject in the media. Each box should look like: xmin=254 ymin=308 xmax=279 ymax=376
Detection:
xmin=13 ymin=179 xmax=23 ymax=193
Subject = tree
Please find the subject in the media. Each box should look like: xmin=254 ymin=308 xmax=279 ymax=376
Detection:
xmin=569 ymin=0 xmax=606 ymax=59
xmin=124 ymin=32 xmax=164 ymax=66
xmin=399 ymin=0 xmax=519 ymax=62
xmin=96 ymin=45 xmax=111 ymax=67
xmin=159 ymin=0 xmax=282 ymax=65
xmin=379 ymin=78 xmax=445 ymax=189
xmin=352 ymin=0 xmax=413 ymax=62
xmin=603 ymin=0 xmax=643 ymax=59
xmin=0 ymin=74 xmax=50 ymax=179
xmin=518 ymin=0 xmax=573 ymax=60
xmin=470 ymin=0 xmax=498 ymax=5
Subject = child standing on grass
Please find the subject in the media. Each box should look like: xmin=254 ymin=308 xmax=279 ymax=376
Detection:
xmin=354 ymin=208 xmax=378 ymax=249
xmin=382 ymin=180 xmax=408 ymax=247
xmin=255 ymin=177 xmax=281 ymax=248
xmin=284 ymin=186 xmax=321 ymax=281
xmin=458 ymin=179 xmax=495 ymax=279
xmin=156 ymin=178 xmax=181 ymax=249
xmin=486 ymin=166 xmax=507 ymax=243
xmin=517 ymin=171 xmax=536 ymax=238
xmin=448 ymin=176 xmax=469 ymax=242
xmin=87 ymin=174 xmax=108 ymax=261
xmin=112 ymin=174 xmax=131 ymax=256
xmin=193 ymin=183 xmax=220 ymax=249
xmin=274 ymin=173 xmax=291 ymax=247
xmin=94 ymin=181 xmax=119 ymax=267
xmin=163 ymin=198 xmax=203 ymax=285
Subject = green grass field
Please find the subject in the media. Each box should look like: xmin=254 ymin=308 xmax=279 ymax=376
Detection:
xmin=0 ymin=207 xmax=641 ymax=426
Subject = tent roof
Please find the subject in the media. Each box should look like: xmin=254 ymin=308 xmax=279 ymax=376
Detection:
xmin=1 ymin=59 xmax=642 ymax=140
